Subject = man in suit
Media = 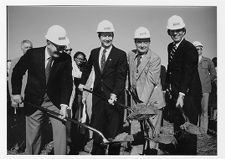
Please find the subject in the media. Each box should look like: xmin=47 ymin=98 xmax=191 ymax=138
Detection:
xmin=11 ymin=25 xmax=73 ymax=155
xmin=8 ymin=40 xmax=33 ymax=108
xmin=165 ymin=15 xmax=202 ymax=155
xmin=193 ymin=41 xmax=216 ymax=133
xmin=8 ymin=40 xmax=33 ymax=152
xmin=78 ymin=20 xmax=127 ymax=155
xmin=128 ymin=27 xmax=165 ymax=155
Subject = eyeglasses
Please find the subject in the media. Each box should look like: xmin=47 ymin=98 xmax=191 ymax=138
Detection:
xmin=135 ymin=39 xmax=150 ymax=44
xmin=100 ymin=32 xmax=114 ymax=37
xmin=51 ymin=42 xmax=66 ymax=51
xmin=65 ymin=48 xmax=72 ymax=52
xmin=75 ymin=57 xmax=85 ymax=61
xmin=24 ymin=46 xmax=32 ymax=49
xmin=196 ymin=47 xmax=203 ymax=51
xmin=169 ymin=29 xmax=184 ymax=35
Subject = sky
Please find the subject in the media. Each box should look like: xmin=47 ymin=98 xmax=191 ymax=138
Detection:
xmin=7 ymin=6 xmax=216 ymax=66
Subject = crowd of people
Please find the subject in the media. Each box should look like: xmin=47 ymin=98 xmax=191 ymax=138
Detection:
xmin=7 ymin=15 xmax=217 ymax=155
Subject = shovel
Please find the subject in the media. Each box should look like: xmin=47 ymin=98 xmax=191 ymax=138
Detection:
xmin=126 ymin=87 xmax=143 ymax=104
xmin=24 ymin=101 xmax=109 ymax=143
xmin=104 ymin=132 xmax=134 ymax=145
xmin=146 ymin=134 xmax=177 ymax=145
xmin=178 ymin=106 xmax=204 ymax=135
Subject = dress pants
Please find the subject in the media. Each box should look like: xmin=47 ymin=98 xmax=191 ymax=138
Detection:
xmin=173 ymin=95 xmax=201 ymax=155
xmin=25 ymin=100 xmax=67 ymax=155
xmin=200 ymin=93 xmax=209 ymax=133
xmin=91 ymin=99 xmax=121 ymax=155
xmin=130 ymin=110 xmax=163 ymax=155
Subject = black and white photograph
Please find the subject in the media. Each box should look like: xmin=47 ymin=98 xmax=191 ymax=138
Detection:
xmin=1 ymin=0 xmax=224 ymax=158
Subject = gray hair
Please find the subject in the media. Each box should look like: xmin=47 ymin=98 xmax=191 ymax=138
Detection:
xmin=21 ymin=40 xmax=33 ymax=48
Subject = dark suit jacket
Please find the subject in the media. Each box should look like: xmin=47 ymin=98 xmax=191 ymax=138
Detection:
xmin=166 ymin=39 xmax=202 ymax=99
xmin=11 ymin=47 xmax=73 ymax=115
xmin=160 ymin=65 xmax=167 ymax=91
xmin=80 ymin=45 xmax=127 ymax=105
xmin=8 ymin=56 xmax=28 ymax=107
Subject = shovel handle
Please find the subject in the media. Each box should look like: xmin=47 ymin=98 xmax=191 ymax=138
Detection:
xmin=24 ymin=101 xmax=109 ymax=143
xmin=178 ymin=106 xmax=189 ymax=122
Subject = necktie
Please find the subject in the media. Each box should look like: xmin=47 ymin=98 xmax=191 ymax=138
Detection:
xmin=100 ymin=49 xmax=107 ymax=72
xmin=45 ymin=57 xmax=53 ymax=84
xmin=169 ymin=43 xmax=177 ymax=63
xmin=136 ymin=54 xmax=142 ymax=68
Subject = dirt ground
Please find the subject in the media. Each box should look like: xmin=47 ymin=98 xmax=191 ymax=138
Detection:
xmin=7 ymin=114 xmax=217 ymax=155
xmin=78 ymin=120 xmax=217 ymax=155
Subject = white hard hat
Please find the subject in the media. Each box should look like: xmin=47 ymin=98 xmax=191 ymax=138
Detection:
xmin=193 ymin=41 xmax=203 ymax=47
xmin=96 ymin=20 xmax=115 ymax=33
xmin=45 ymin=25 xmax=70 ymax=45
xmin=167 ymin=15 xmax=186 ymax=30
xmin=134 ymin=27 xmax=151 ymax=39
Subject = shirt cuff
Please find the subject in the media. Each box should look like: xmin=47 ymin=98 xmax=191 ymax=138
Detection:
xmin=60 ymin=104 xmax=69 ymax=109
xmin=179 ymin=92 xmax=185 ymax=97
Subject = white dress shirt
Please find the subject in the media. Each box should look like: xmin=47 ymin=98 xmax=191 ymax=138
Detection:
xmin=198 ymin=55 xmax=202 ymax=63
xmin=99 ymin=46 xmax=112 ymax=70
xmin=175 ymin=38 xmax=184 ymax=49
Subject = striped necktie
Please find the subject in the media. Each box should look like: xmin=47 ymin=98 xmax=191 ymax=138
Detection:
xmin=169 ymin=43 xmax=177 ymax=63
xmin=100 ymin=49 xmax=107 ymax=72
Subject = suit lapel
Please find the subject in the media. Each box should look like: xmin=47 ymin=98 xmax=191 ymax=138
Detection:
xmin=37 ymin=47 xmax=46 ymax=85
xmin=95 ymin=47 xmax=101 ymax=75
xmin=168 ymin=39 xmax=186 ymax=66
xmin=136 ymin=50 xmax=152 ymax=80
xmin=175 ymin=39 xmax=186 ymax=55
xmin=130 ymin=50 xmax=137 ymax=85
